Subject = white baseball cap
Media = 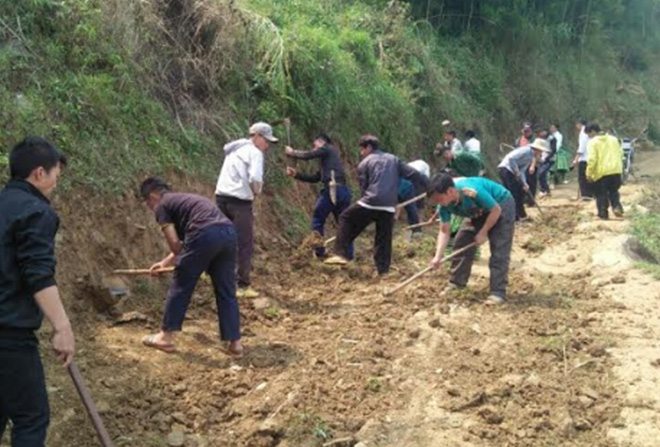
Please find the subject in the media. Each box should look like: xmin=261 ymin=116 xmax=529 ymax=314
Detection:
xmin=249 ymin=122 xmax=278 ymax=143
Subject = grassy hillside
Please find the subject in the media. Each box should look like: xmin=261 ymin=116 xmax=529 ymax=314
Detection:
xmin=1 ymin=0 xmax=659 ymax=197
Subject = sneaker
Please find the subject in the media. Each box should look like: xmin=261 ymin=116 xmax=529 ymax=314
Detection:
xmin=486 ymin=294 xmax=505 ymax=305
xmin=563 ymin=180 xmax=569 ymax=184
xmin=324 ymin=255 xmax=349 ymax=266
xmin=237 ymin=287 xmax=260 ymax=299
xmin=538 ymin=191 xmax=549 ymax=198
xmin=613 ymin=208 xmax=624 ymax=218
xmin=581 ymin=196 xmax=593 ymax=202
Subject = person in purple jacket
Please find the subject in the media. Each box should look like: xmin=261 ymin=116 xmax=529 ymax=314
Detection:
xmin=140 ymin=177 xmax=242 ymax=356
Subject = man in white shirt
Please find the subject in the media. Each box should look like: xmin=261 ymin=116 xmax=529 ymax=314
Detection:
xmin=464 ymin=130 xmax=481 ymax=156
xmin=215 ymin=122 xmax=278 ymax=298
xmin=572 ymin=119 xmax=594 ymax=199
xmin=443 ymin=130 xmax=463 ymax=154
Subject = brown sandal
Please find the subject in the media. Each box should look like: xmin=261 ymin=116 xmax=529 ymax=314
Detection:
xmin=142 ymin=334 xmax=176 ymax=353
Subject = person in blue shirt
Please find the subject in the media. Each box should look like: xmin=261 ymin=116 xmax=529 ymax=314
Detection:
xmin=428 ymin=174 xmax=516 ymax=304
xmin=397 ymin=179 xmax=421 ymax=233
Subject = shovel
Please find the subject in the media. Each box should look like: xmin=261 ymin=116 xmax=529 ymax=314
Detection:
xmin=102 ymin=267 xmax=175 ymax=302
xmin=68 ymin=361 xmax=115 ymax=447
xmin=383 ymin=242 xmax=477 ymax=296
xmin=526 ymin=190 xmax=544 ymax=218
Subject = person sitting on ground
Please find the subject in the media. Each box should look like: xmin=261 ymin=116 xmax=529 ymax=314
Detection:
xmin=215 ymin=122 xmax=278 ymax=299
xmin=428 ymin=174 xmax=516 ymax=305
xmin=497 ymin=138 xmax=550 ymax=221
xmin=438 ymin=145 xmax=484 ymax=178
xmin=325 ymin=135 xmax=429 ymax=274
xmin=0 ymin=137 xmax=75 ymax=446
xmin=141 ymin=177 xmax=243 ymax=356
xmin=463 ymin=130 xmax=481 ymax=156
xmin=585 ymin=123 xmax=624 ymax=220
xmin=285 ymin=133 xmax=352 ymax=259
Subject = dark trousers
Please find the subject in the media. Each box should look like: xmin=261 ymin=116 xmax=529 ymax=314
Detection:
xmin=498 ymin=167 xmax=526 ymax=220
xmin=312 ymin=185 xmax=352 ymax=258
xmin=0 ymin=336 xmax=49 ymax=447
xmin=578 ymin=161 xmax=594 ymax=198
xmin=450 ymin=198 xmax=516 ymax=298
xmin=398 ymin=189 xmax=421 ymax=233
xmin=593 ymin=174 xmax=623 ymax=219
xmin=538 ymin=160 xmax=554 ymax=194
xmin=164 ymin=225 xmax=240 ymax=341
xmin=335 ymin=204 xmax=394 ymax=274
xmin=216 ymin=195 xmax=253 ymax=288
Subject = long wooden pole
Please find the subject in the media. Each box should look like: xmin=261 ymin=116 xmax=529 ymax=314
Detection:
xmin=112 ymin=267 xmax=175 ymax=275
xmin=383 ymin=242 xmax=477 ymax=296
xmin=68 ymin=362 xmax=115 ymax=447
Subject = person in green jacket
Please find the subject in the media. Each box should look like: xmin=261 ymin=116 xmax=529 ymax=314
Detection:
xmin=437 ymin=145 xmax=484 ymax=178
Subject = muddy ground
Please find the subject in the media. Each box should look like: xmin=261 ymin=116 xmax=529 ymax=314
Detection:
xmin=2 ymin=154 xmax=660 ymax=447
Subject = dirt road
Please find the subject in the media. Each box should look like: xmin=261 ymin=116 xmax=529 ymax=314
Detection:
xmin=4 ymin=153 xmax=658 ymax=447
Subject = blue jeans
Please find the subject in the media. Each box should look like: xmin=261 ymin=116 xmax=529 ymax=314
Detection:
xmin=313 ymin=185 xmax=352 ymax=258
xmin=0 ymin=335 xmax=49 ymax=447
xmin=163 ymin=225 xmax=240 ymax=341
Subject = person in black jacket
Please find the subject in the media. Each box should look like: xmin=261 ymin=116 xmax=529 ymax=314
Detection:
xmin=0 ymin=137 xmax=75 ymax=447
xmin=285 ymin=134 xmax=352 ymax=258
xmin=325 ymin=135 xmax=430 ymax=274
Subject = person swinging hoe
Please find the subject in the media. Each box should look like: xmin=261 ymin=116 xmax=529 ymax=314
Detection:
xmin=428 ymin=174 xmax=516 ymax=305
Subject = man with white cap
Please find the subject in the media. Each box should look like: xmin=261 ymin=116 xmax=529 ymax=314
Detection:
xmin=497 ymin=138 xmax=550 ymax=221
xmin=215 ymin=122 xmax=278 ymax=298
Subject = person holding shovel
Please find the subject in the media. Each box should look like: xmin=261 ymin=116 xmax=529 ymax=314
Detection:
xmin=285 ymin=134 xmax=352 ymax=259
xmin=428 ymin=174 xmax=515 ymax=305
xmin=215 ymin=122 xmax=278 ymax=299
xmin=141 ymin=177 xmax=243 ymax=356
xmin=497 ymin=138 xmax=550 ymax=222
xmin=324 ymin=135 xmax=429 ymax=275
xmin=0 ymin=137 xmax=75 ymax=446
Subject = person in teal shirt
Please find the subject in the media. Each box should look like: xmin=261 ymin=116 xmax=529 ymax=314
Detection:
xmin=428 ymin=174 xmax=516 ymax=304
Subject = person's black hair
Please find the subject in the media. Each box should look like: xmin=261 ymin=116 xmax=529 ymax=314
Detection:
xmin=446 ymin=130 xmax=457 ymax=138
xmin=358 ymin=135 xmax=379 ymax=150
xmin=585 ymin=123 xmax=601 ymax=133
xmin=551 ymin=123 xmax=560 ymax=130
xmin=428 ymin=173 xmax=455 ymax=195
xmin=9 ymin=136 xmax=67 ymax=180
xmin=465 ymin=130 xmax=476 ymax=139
xmin=315 ymin=133 xmax=332 ymax=145
xmin=577 ymin=118 xmax=587 ymax=125
xmin=139 ymin=177 xmax=171 ymax=199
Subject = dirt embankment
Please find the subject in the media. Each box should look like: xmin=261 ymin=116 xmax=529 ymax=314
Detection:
xmin=3 ymin=153 xmax=660 ymax=447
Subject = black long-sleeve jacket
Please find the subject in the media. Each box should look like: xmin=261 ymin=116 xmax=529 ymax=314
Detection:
xmin=288 ymin=143 xmax=347 ymax=186
xmin=0 ymin=180 xmax=59 ymax=331
xmin=357 ymin=150 xmax=430 ymax=209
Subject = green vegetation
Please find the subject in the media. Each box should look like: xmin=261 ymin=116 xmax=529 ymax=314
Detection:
xmin=631 ymin=181 xmax=660 ymax=277
xmin=1 ymin=0 xmax=659 ymax=198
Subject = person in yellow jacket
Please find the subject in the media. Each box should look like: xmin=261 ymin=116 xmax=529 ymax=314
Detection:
xmin=585 ymin=123 xmax=624 ymax=219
